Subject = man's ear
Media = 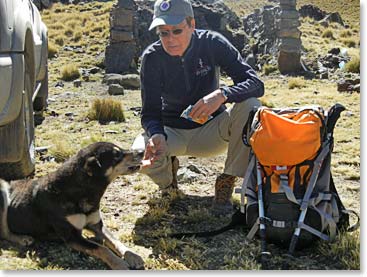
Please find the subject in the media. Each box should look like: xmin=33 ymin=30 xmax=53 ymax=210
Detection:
xmin=83 ymin=156 xmax=102 ymax=176
xmin=191 ymin=18 xmax=196 ymax=30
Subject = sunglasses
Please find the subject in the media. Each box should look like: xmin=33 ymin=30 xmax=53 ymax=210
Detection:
xmin=157 ymin=23 xmax=188 ymax=38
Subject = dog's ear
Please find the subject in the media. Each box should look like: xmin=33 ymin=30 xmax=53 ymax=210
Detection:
xmin=83 ymin=156 xmax=102 ymax=176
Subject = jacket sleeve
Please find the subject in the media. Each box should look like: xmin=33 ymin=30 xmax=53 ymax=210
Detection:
xmin=212 ymin=33 xmax=264 ymax=103
xmin=140 ymin=53 xmax=166 ymax=138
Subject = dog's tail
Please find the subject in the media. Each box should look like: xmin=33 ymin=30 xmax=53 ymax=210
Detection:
xmin=0 ymin=179 xmax=10 ymax=211
xmin=0 ymin=179 xmax=11 ymax=238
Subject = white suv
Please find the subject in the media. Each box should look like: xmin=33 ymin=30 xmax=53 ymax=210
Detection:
xmin=0 ymin=0 xmax=48 ymax=180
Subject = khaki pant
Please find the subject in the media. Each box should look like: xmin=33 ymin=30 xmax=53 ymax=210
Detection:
xmin=133 ymin=98 xmax=261 ymax=189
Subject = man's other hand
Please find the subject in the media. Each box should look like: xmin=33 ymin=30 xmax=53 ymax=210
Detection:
xmin=190 ymin=89 xmax=226 ymax=120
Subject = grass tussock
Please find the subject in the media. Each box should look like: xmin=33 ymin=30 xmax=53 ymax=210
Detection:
xmin=263 ymin=64 xmax=278 ymax=75
xmin=49 ymin=137 xmax=77 ymax=162
xmin=321 ymin=29 xmax=334 ymax=39
xmin=88 ymin=98 xmax=125 ymax=123
xmin=342 ymin=38 xmax=357 ymax=48
xmin=60 ymin=64 xmax=80 ymax=81
xmin=288 ymin=77 xmax=307 ymax=89
xmin=54 ymin=35 xmax=65 ymax=46
xmin=345 ymin=55 xmax=360 ymax=73
xmin=48 ymin=42 xmax=58 ymax=58
xmin=340 ymin=30 xmax=352 ymax=38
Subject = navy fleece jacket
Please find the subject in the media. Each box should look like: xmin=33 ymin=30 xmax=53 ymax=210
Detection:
xmin=140 ymin=29 xmax=264 ymax=138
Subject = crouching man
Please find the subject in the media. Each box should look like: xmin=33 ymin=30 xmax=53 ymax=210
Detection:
xmin=134 ymin=0 xmax=264 ymax=214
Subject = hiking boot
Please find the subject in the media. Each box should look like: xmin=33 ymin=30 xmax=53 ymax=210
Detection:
xmin=212 ymin=173 xmax=237 ymax=216
xmin=161 ymin=156 xmax=179 ymax=197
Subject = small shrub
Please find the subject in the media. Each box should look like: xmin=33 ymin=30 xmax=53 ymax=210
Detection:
xmin=66 ymin=19 xmax=79 ymax=29
xmin=288 ymin=77 xmax=306 ymax=89
xmin=342 ymin=39 xmax=357 ymax=48
xmin=54 ymin=35 xmax=65 ymax=46
xmin=345 ymin=56 xmax=360 ymax=73
xmin=340 ymin=30 xmax=352 ymax=38
xmin=263 ymin=64 xmax=278 ymax=75
xmin=48 ymin=42 xmax=58 ymax=58
xmin=73 ymin=31 xmax=83 ymax=42
xmin=64 ymin=27 xmax=74 ymax=37
xmin=51 ymin=23 xmax=65 ymax=30
xmin=60 ymin=64 xmax=80 ymax=81
xmin=88 ymin=98 xmax=125 ymax=123
xmin=91 ymin=25 xmax=103 ymax=32
xmin=49 ymin=139 xmax=76 ymax=162
xmin=322 ymin=29 xmax=334 ymax=39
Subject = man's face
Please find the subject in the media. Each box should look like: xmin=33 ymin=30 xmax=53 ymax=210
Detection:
xmin=157 ymin=19 xmax=195 ymax=57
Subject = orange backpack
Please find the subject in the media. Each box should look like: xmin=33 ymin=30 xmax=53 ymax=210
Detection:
xmin=238 ymin=104 xmax=359 ymax=259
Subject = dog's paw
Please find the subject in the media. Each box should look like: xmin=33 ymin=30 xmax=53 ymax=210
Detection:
xmin=124 ymin=250 xmax=145 ymax=270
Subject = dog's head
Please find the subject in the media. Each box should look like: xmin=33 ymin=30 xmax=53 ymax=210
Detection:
xmin=80 ymin=142 xmax=144 ymax=181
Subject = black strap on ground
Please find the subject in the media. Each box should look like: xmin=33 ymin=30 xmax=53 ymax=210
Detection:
xmin=169 ymin=209 xmax=247 ymax=238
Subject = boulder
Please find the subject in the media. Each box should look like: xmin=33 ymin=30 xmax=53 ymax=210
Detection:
xmin=121 ymin=74 xmax=140 ymax=89
xmin=108 ymin=84 xmax=124 ymax=95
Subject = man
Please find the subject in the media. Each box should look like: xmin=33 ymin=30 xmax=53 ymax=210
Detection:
xmin=134 ymin=0 xmax=264 ymax=213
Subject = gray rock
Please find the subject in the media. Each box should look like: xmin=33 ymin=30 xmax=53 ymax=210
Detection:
xmin=177 ymin=168 xmax=199 ymax=182
xmin=103 ymin=74 xmax=123 ymax=85
xmin=187 ymin=164 xmax=203 ymax=174
xmin=89 ymin=67 xmax=100 ymax=74
xmin=73 ymin=79 xmax=82 ymax=87
xmin=105 ymin=42 xmax=137 ymax=74
xmin=121 ymin=74 xmax=140 ymax=89
xmin=319 ymin=12 xmax=344 ymax=26
xmin=108 ymin=84 xmax=124 ymax=95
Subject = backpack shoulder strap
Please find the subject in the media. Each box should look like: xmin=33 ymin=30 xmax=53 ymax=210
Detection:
xmin=329 ymin=173 xmax=360 ymax=232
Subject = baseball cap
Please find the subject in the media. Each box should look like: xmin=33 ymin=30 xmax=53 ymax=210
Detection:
xmin=149 ymin=0 xmax=194 ymax=31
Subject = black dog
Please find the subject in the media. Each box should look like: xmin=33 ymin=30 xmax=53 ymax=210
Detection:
xmin=0 ymin=142 xmax=144 ymax=270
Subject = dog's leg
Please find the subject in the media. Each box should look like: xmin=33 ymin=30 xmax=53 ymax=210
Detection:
xmin=67 ymin=239 xmax=130 ymax=270
xmin=0 ymin=181 xmax=34 ymax=246
xmin=87 ymin=221 xmax=144 ymax=270
xmin=57 ymin=224 xmax=130 ymax=270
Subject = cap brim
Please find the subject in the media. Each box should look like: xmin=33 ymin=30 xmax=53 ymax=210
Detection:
xmin=149 ymin=15 xmax=186 ymax=31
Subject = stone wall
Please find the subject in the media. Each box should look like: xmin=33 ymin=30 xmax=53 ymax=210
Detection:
xmin=105 ymin=0 xmax=245 ymax=74
xmin=277 ymin=0 xmax=302 ymax=74
xmin=105 ymin=0 xmax=137 ymax=74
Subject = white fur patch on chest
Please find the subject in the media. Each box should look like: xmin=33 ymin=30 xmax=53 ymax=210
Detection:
xmin=66 ymin=211 xmax=101 ymax=230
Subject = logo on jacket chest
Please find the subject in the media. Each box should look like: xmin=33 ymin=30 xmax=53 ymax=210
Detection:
xmin=195 ymin=58 xmax=212 ymax=77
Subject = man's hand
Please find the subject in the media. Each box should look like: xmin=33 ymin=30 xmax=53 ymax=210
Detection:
xmin=142 ymin=134 xmax=167 ymax=167
xmin=190 ymin=89 xmax=226 ymax=120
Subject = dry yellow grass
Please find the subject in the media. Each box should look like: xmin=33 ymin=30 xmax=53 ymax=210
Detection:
xmin=88 ymin=98 xmax=126 ymax=123
xmin=60 ymin=64 xmax=80 ymax=81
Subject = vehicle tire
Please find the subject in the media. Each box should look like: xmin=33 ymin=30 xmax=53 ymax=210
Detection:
xmin=33 ymin=64 xmax=48 ymax=112
xmin=0 ymin=61 xmax=35 ymax=180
